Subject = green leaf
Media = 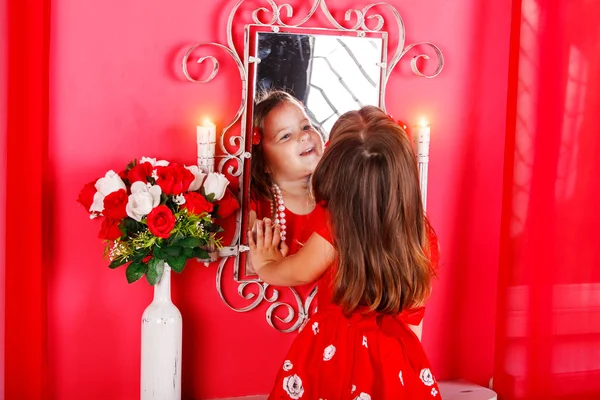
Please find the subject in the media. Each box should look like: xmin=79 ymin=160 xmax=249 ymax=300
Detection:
xmin=153 ymin=246 xmax=167 ymax=260
xmin=193 ymin=247 xmax=210 ymax=259
xmin=206 ymin=223 xmax=221 ymax=233
xmin=167 ymin=254 xmax=188 ymax=273
xmin=131 ymin=251 xmax=146 ymax=263
xmin=125 ymin=159 xmax=137 ymax=171
xmin=108 ymin=258 xmax=128 ymax=269
xmin=163 ymin=245 xmax=182 ymax=257
xmin=121 ymin=218 xmax=145 ymax=235
xmin=146 ymin=258 xmax=165 ymax=285
xmin=126 ymin=262 xmax=146 ymax=284
xmin=177 ymin=237 xmax=202 ymax=248
xmin=182 ymin=247 xmax=193 ymax=258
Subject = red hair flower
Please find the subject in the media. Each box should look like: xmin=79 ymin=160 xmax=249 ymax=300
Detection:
xmin=252 ymin=126 xmax=261 ymax=145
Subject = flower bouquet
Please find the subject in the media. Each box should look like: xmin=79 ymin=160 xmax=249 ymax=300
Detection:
xmin=77 ymin=157 xmax=238 ymax=285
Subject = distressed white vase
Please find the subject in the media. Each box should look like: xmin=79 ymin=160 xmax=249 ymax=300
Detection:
xmin=141 ymin=264 xmax=182 ymax=400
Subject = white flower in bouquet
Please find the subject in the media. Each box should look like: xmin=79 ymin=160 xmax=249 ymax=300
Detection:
xmin=202 ymin=172 xmax=229 ymax=200
xmin=126 ymin=181 xmax=162 ymax=222
xmin=140 ymin=156 xmax=169 ymax=167
xmin=185 ymin=165 xmax=207 ymax=192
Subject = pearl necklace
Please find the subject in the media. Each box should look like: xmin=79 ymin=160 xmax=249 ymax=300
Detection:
xmin=271 ymin=183 xmax=287 ymax=242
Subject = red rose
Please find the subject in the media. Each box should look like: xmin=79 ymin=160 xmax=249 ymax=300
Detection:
xmin=214 ymin=188 xmax=239 ymax=218
xmin=128 ymin=162 xmax=153 ymax=184
xmin=98 ymin=217 xmax=122 ymax=240
xmin=103 ymin=189 xmax=128 ymax=220
xmin=77 ymin=180 xmax=97 ymax=212
xmin=181 ymin=192 xmax=213 ymax=215
xmin=155 ymin=164 xmax=194 ymax=195
xmin=147 ymin=205 xmax=176 ymax=239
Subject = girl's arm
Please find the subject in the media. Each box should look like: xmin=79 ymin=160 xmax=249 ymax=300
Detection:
xmin=249 ymin=219 xmax=336 ymax=286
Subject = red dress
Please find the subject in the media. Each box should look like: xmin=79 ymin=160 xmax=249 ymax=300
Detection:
xmin=268 ymin=205 xmax=442 ymax=400
xmin=250 ymin=195 xmax=314 ymax=256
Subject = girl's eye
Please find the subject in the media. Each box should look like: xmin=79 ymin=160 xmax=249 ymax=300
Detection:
xmin=280 ymin=133 xmax=291 ymax=141
xmin=302 ymin=125 xmax=313 ymax=131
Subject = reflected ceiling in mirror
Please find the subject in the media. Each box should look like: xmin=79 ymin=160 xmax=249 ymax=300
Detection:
xmin=253 ymin=29 xmax=385 ymax=135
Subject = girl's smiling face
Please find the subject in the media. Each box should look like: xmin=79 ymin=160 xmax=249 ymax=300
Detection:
xmin=261 ymin=102 xmax=324 ymax=182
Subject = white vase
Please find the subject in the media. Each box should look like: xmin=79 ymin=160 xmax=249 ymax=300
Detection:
xmin=140 ymin=264 xmax=182 ymax=400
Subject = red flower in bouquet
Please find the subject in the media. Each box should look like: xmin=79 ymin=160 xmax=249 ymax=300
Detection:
xmin=127 ymin=161 xmax=154 ymax=184
xmin=103 ymin=189 xmax=128 ymax=220
xmin=214 ymin=188 xmax=239 ymax=219
xmin=99 ymin=217 xmax=123 ymax=240
xmin=146 ymin=205 xmax=176 ymax=239
xmin=77 ymin=180 xmax=97 ymax=212
xmin=181 ymin=192 xmax=213 ymax=215
xmin=155 ymin=164 xmax=195 ymax=195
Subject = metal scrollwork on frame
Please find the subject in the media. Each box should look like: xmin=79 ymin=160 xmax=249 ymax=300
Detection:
xmin=181 ymin=0 xmax=444 ymax=332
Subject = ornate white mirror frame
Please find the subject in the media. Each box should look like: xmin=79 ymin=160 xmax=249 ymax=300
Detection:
xmin=181 ymin=0 xmax=444 ymax=332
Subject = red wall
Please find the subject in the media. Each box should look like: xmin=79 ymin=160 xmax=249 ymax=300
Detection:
xmin=1 ymin=1 xmax=8 ymax=394
xmin=46 ymin=0 xmax=511 ymax=398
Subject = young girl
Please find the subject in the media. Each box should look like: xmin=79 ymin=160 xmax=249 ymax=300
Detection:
xmin=249 ymin=90 xmax=325 ymax=261
xmin=249 ymin=106 xmax=441 ymax=399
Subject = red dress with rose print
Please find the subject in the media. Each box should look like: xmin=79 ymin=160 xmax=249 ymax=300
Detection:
xmin=268 ymin=205 xmax=441 ymax=400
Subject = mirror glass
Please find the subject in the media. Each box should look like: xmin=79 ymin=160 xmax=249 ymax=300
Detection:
xmin=255 ymin=31 xmax=384 ymax=135
xmin=243 ymin=29 xmax=385 ymax=277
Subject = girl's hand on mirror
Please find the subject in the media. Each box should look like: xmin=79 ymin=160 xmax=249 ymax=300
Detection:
xmin=261 ymin=218 xmax=288 ymax=257
xmin=248 ymin=219 xmax=285 ymax=273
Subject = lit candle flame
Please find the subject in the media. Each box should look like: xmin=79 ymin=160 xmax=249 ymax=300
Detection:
xmin=418 ymin=117 xmax=429 ymax=127
xmin=202 ymin=118 xmax=215 ymax=127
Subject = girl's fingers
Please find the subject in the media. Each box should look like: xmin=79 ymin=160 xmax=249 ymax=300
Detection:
xmin=272 ymin=224 xmax=281 ymax=246
xmin=247 ymin=230 xmax=255 ymax=248
xmin=255 ymin=220 xmax=264 ymax=247
xmin=280 ymin=240 xmax=289 ymax=257
xmin=263 ymin=218 xmax=273 ymax=245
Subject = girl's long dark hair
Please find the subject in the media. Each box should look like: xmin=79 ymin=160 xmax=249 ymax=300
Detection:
xmin=312 ymin=106 xmax=435 ymax=316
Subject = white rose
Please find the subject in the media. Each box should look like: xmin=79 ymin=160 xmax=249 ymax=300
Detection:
xmin=140 ymin=156 xmax=169 ymax=167
xmin=89 ymin=170 xmax=127 ymax=213
xmin=420 ymin=368 xmax=435 ymax=386
xmin=323 ymin=344 xmax=336 ymax=361
xmin=282 ymin=374 xmax=304 ymax=399
xmin=185 ymin=165 xmax=207 ymax=192
xmin=126 ymin=181 xmax=162 ymax=221
xmin=283 ymin=360 xmax=293 ymax=371
xmin=202 ymin=172 xmax=229 ymax=200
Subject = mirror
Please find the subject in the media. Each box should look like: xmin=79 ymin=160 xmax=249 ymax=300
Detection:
xmin=243 ymin=27 xmax=386 ymax=278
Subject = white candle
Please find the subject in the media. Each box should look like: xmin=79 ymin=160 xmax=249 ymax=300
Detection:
xmin=197 ymin=118 xmax=216 ymax=172
xmin=413 ymin=117 xmax=430 ymax=211
xmin=413 ymin=118 xmax=430 ymax=161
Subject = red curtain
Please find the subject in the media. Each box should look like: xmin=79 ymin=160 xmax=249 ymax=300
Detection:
xmin=494 ymin=0 xmax=600 ymax=399
xmin=4 ymin=0 xmax=50 ymax=398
